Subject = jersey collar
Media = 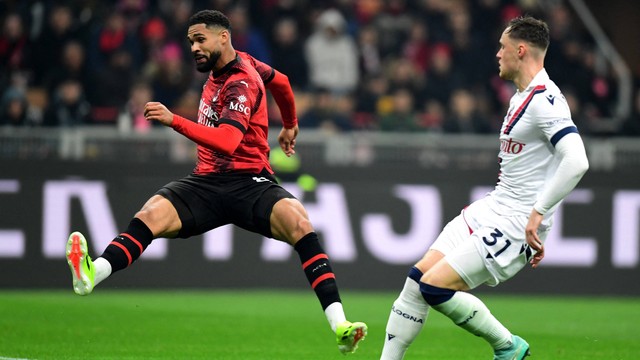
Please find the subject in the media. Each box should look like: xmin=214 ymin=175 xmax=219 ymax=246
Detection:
xmin=521 ymin=68 xmax=549 ymax=93
xmin=211 ymin=54 xmax=240 ymax=78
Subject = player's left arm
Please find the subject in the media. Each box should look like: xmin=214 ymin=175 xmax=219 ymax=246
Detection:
xmin=245 ymin=52 xmax=298 ymax=130
xmin=526 ymin=94 xmax=590 ymax=267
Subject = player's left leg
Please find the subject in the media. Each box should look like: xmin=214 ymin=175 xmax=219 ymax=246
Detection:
xmin=269 ymin=197 xmax=367 ymax=354
xmin=420 ymin=241 xmax=529 ymax=359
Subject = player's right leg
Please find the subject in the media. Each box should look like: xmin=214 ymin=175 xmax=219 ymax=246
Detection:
xmin=65 ymin=229 xmax=129 ymax=296
xmin=380 ymin=267 xmax=430 ymax=360
xmin=66 ymin=231 xmax=95 ymax=295
xmin=66 ymin=195 xmax=179 ymax=295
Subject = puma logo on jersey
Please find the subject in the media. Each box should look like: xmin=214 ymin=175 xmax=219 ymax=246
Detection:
xmin=212 ymin=89 xmax=221 ymax=102
xmin=252 ymin=177 xmax=271 ymax=183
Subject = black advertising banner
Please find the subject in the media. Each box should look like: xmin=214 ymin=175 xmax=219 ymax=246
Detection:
xmin=0 ymin=159 xmax=638 ymax=295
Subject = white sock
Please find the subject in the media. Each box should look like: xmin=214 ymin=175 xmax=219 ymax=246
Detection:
xmin=380 ymin=277 xmax=430 ymax=360
xmin=433 ymin=291 xmax=511 ymax=350
xmin=324 ymin=302 xmax=347 ymax=332
xmin=93 ymin=257 xmax=112 ymax=286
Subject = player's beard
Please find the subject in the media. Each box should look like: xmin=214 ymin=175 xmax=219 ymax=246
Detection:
xmin=196 ymin=50 xmax=221 ymax=73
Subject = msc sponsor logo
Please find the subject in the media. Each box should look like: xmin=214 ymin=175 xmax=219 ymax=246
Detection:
xmin=229 ymin=95 xmax=250 ymax=115
xmin=500 ymin=138 xmax=525 ymax=154
xmin=392 ymin=305 xmax=424 ymax=323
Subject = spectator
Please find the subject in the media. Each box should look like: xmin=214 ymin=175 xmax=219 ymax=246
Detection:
xmin=88 ymin=49 xmax=135 ymax=123
xmin=149 ymin=42 xmax=193 ymax=109
xmin=299 ymin=88 xmax=353 ymax=132
xmin=45 ymin=79 xmax=91 ymax=127
xmin=32 ymin=5 xmax=80 ymax=86
xmin=386 ymin=58 xmax=424 ymax=103
xmin=419 ymin=99 xmax=446 ymax=132
xmin=140 ymin=17 xmax=169 ymax=78
xmin=226 ymin=4 xmax=271 ymax=63
xmin=357 ymin=25 xmax=383 ymax=77
xmin=43 ymin=41 xmax=90 ymax=96
xmin=87 ymin=10 xmax=141 ymax=70
xmin=0 ymin=87 xmax=28 ymax=126
xmin=118 ymin=81 xmax=155 ymax=133
xmin=447 ymin=5 xmax=493 ymax=86
xmin=305 ymin=8 xmax=359 ymax=95
xmin=270 ymin=17 xmax=308 ymax=89
xmin=0 ymin=13 xmax=30 ymax=88
xmin=354 ymin=73 xmax=389 ymax=129
xmin=402 ymin=18 xmax=431 ymax=75
xmin=370 ymin=0 xmax=413 ymax=57
xmin=423 ymin=43 xmax=461 ymax=110
xmin=378 ymin=87 xmax=423 ymax=132
xmin=443 ymin=88 xmax=493 ymax=134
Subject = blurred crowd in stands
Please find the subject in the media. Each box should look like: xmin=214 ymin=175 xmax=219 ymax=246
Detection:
xmin=1 ymin=0 xmax=639 ymax=136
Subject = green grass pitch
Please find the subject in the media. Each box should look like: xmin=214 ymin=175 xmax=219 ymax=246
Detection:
xmin=0 ymin=290 xmax=638 ymax=359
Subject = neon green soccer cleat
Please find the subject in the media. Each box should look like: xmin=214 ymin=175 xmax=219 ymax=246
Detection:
xmin=494 ymin=335 xmax=531 ymax=360
xmin=66 ymin=231 xmax=95 ymax=295
xmin=336 ymin=321 xmax=368 ymax=354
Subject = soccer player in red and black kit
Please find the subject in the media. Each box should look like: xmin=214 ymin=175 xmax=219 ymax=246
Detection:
xmin=65 ymin=9 xmax=367 ymax=354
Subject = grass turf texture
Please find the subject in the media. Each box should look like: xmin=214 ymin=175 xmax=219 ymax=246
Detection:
xmin=0 ymin=291 xmax=638 ymax=359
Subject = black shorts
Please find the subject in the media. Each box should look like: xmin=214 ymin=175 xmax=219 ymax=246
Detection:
xmin=155 ymin=170 xmax=295 ymax=239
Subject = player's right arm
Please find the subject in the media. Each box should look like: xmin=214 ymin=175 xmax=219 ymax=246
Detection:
xmin=144 ymin=101 xmax=243 ymax=155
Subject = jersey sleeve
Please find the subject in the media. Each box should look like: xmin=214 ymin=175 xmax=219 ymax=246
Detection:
xmin=242 ymin=52 xmax=297 ymax=128
xmin=533 ymin=90 xmax=578 ymax=147
xmin=242 ymin=52 xmax=275 ymax=85
xmin=218 ymin=78 xmax=262 ymax=133
xmin=265 ymin=70 xmax=298 ymax=128
xmin=170 ymin=115 xmax=244 ymax=155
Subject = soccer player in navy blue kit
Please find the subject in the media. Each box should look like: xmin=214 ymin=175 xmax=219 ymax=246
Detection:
xmin=66 ymin=9 xmax=367 ymax=354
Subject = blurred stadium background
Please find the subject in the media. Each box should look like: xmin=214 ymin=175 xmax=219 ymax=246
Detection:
xmin=1 ymin=0 xmax=639 ymax=296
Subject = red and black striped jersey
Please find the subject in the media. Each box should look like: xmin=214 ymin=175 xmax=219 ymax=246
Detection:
xmin=184 ymin=54 xmax=272 ymax=175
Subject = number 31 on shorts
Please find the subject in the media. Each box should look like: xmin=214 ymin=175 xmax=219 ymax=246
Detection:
xmin=481 ymin=228 xmax=533 ymax=262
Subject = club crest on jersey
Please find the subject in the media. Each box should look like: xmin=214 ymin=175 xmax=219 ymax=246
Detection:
xmin=198 ymin=100 xmax=219 ymax=127
xmin=229 ymin=95 xmax=250 ymax=115
xmin=500 ymin=138 xmax=525 ymax=154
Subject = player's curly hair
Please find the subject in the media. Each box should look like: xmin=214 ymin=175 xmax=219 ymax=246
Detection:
xmin=505 ymin=16 xmax=550 ymax=51
xmin=188 ymin=10 xmax=231 ymax=31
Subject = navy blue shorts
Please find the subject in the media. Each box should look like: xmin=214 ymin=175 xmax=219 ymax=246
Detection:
xmin=156 ymin=171 xmax=295 ymax=239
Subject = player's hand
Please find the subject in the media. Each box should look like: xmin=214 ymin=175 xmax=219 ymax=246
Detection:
xmin=525 ymin=209 xmax=545 ymax=268
xmin=144 ymin=102 xmax=174 ymax=126
xmin=278 ymin=125 xmax=298 ymax=157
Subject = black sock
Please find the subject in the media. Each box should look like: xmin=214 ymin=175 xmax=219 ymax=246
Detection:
xmin=100 ymin=218 xmax=153 ymax=273
xmin=294 ymin=232 xmax=341 ymax=310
